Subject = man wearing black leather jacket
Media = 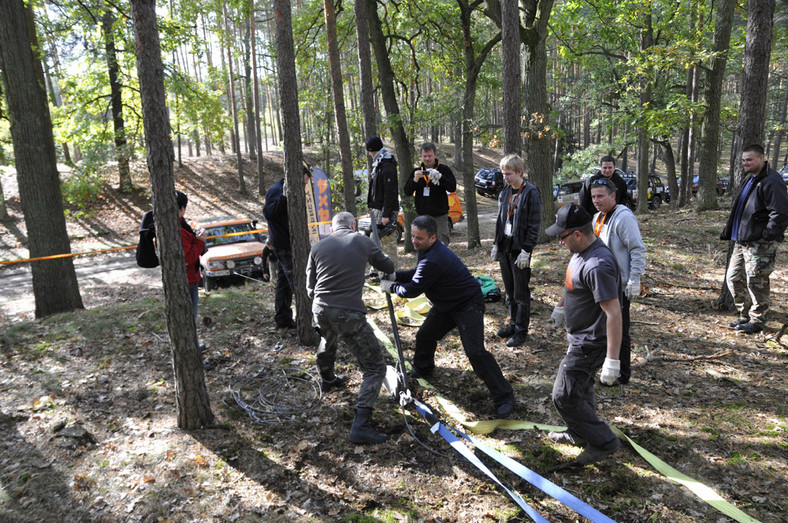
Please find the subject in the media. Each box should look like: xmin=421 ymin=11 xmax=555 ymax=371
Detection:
xmin=365 ymin=136 xmax=399 ymax=268
xmin=721 ymin=144 xmax=788 ymax=334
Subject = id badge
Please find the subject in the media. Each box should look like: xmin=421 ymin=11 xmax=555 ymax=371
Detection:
xmin=504 ymin=222 xmax=513 ymax=236
xmin=423 ymin=187 xmax=431 ymax=197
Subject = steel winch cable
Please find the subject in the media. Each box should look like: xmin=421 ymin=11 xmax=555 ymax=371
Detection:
xmin=227 ymin=366 xmax=322 ymax=424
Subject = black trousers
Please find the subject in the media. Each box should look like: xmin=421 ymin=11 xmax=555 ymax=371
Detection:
xmin=499 ymin=252 xmax=531 ymax=336
xmin=413 ymin=300 xmax=514 ymax=406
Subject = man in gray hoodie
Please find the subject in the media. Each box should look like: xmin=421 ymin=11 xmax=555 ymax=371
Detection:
xmin=306 ymin=212 xmax=395 ymax=444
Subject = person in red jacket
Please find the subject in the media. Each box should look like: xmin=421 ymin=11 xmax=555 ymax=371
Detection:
xmin=176 ymin=191 xmax=207 ymax=323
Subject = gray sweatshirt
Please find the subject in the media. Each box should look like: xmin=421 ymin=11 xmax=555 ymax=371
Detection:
xmin=307 ymin=226 xmax=394 ymax=313
xmin=592 ymin=205 xmax=646 ymax=284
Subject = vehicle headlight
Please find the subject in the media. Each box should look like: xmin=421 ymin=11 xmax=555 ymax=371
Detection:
xmin=208 ymin=261 xmax=225 ymax=270
xmin=254 ymin=256 xmax=263 ymax=265
xmin=226 ymin=260 xmax=236 ymax=270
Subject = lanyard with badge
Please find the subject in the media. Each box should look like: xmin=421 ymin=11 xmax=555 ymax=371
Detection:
xmin=421 ymin=161 xmax=440 ymax=197
xmin=505 ymin=186 xmax=522 ymax=236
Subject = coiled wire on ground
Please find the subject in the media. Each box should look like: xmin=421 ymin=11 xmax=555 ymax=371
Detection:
xmin=228 ymin=367 xmax=322 ymax=424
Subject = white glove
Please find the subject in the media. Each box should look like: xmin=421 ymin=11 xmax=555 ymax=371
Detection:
xmin=515 ymin=249 xmax=531 ymax=269
xmin=625 ymin=280 xmax=640 ymax=300
xmin=427 ymin=169 xmax=442 ymax=183
xmin=550 ymin=305 xmax=565 ymax=327
xmin=599 ymin=358 xmax=621 ymax=385
xmin=491 ymin=245 xmax=499 ymax=262
xmin=380 ymin=280 xmax=394 ymax=294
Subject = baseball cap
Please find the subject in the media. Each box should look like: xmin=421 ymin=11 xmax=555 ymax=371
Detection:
xmin=546 ymin=203 xmax=592 ymax=236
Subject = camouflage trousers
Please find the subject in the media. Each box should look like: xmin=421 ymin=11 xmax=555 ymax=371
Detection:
xmin=313 ymin=305 xmax=386 ymax=409
xmin=370 ymin=208 xmax=398 ymax=270
xmin=726 ymin=240 xmax=778 ymax=325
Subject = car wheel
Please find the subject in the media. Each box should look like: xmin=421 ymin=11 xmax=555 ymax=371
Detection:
xmin=477 ymin=190 xmax=484 ymax=197
xmin=649 ymin=196 xmax=661 ymax=210
xmin=203 ymin=272 xmax=215 ymax=292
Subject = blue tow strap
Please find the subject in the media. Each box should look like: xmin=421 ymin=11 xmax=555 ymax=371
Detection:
xmin=411 ymin=401 xmax=549 ymax=523
xmin=411 ymin=400 xmax=617 ymax=523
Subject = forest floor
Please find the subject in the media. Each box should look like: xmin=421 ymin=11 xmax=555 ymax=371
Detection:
xmin=0 ymin=148 xmax=786 ymax=522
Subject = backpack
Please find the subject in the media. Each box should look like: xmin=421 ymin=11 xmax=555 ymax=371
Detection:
xmin=136 ymin=210 xmax=159 ymax=268
xmin=475 ymin=275 xmax=501 ymax=302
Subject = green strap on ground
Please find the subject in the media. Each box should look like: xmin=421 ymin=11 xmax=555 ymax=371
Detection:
xmin=368 ymin=320 xmax=761 ymax=523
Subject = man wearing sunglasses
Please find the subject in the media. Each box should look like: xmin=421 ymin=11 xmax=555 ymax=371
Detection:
xmin=546 ymin=204 xmax=622 ymax=465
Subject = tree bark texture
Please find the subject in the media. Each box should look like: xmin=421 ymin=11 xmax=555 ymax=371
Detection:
xmin=501 ymin=0 xmax=521 ymax=155
xmin=352 ymin=0 xmax=378 ymax=147
xmin=368 ymin=0 xmax=416 ymax=248
xmin=636 ymin=14 xmax=653 ymax=215
xmin=223 ymin=0 xmax=247 ymax=195
xmin=102 ymin=11 xmax=133 ymax=193
xmin=521 ymin=0 xmax=556 ymax=241
xmin=732 ymin=0 xmax=775 ymax=189
xmin=0 ymin=0 xmax=84 ymax=318
xmin=324 ymin=0 xmax=356 ymax=215
xmin=250 ymin=0 xmax=265 ymax=195
xmin=130 ymin=0 xmax=215 ymax=429
xmin=273 ymin=0 xmax=319 ymax=346
xmin=696 ymin=0 xmax=735 ymax=212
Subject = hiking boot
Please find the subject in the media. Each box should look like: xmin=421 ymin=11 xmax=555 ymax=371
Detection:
xmin=736 ymin=321 xmax=763 ymax=334
xmin=576 ymin=437 xmax=621 ymax=465
xmin=495 ymin=399 xmax=516 ymax=419
xmin=349 ymin=407 xmax=388 ymax=444
xmin=548 ymin=431 xmax=587 ymax=448
xmin=496 ymin=325 xmax=516 ymax=338
xmin=276 ymin=319 xmax=297 ymax=330
xmin=728 ymin=318 xmax=749 ymax=328
xmin=505 ymin=332 xmax=528 ymax=347
xmin=321 ymin=374 xmax=348 ymax=393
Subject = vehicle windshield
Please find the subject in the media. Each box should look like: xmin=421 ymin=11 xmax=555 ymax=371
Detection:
xmin=478 ymin=170 xmax=496 ymax=179
xmin=204 ymin=224 xmax=257 ymax=247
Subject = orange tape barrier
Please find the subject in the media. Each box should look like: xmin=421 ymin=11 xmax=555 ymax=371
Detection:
xmin=0 ymin=217 xmax=347 ymax=267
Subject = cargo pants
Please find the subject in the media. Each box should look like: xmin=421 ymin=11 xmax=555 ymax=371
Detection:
xmin=726 ymin=240 xmax=778 ymax=325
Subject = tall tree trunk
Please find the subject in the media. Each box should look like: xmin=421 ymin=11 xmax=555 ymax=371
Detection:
xmin=636 ymin=13 xmax=653 ymax=215
xmin=324 ymin=0 xmax=356 ymax=214
xmin=242 ymin=14 xmax=257 ymax=161
xmin=521 ymin=0 xmax=555 ymax=241
xmin=457 ymin=0 xmax=500 ymax=249
xmin=102 ymin=11 xmax=133 ymax=193
xmin=250 ymin=0 xmax=265 ymax=195
xmin=772 ymin=76 xmax=788 ymax=167
xmin=223 ymin=1 xmax=247 ymax=195
xmin=368 ymin=0 xmax=415 ymax=247
xmin=130 ymin=0 xmax=214 ymax=429
xmin=272 ymin=0 xmax=320 ymax=346
xmin=501 ymin=0 xmax=521 ymax=155
xmin=696 ymin=0 xmax=735 ymax=212
xmin=731 ymin=0 xmax=775 ymax=190
xmin=0 ymin=178 xmax=8 ymax=221
xmin=0 ymin=0 xmax=83 ymax=318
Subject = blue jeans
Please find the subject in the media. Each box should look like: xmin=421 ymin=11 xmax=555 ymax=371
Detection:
xmin=274 ymin=248 xmax=294 ymax=326
xmin=189 ymin=283 xmax=199 ymax=322
xmin=414 ymin=300 xmax=513 ymax=406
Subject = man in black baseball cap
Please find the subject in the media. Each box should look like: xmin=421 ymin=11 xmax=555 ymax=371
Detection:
xmin=545 ymin=203 xmax=623 ymax=466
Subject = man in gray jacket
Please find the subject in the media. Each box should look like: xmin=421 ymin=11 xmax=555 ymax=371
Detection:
xmin=589 ymin=178 xmax=645 ymax=385
xmin=306 ymin=212 xmax=395 ymax=444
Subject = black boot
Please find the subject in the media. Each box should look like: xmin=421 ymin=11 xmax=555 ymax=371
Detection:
xmin=349 ymin=407 xmax=388 ymax=444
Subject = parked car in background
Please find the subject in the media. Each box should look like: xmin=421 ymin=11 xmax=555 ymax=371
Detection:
xmin=474 ymin=167 xmax=504 ymax=197
xmin=623 ymin=173 xmax=667 ymax=209
xmin=196 ymin=217 xmax=267 ymax=291
xmin=677 ymin=175 xmax=724 ymax=195
xmin=358 ymin=192 xmax=464 ymax=242
xmin=554 ymin=179 xmax=584 ymax=208
xmin=780 ymin=164 xmax=788 ymax=186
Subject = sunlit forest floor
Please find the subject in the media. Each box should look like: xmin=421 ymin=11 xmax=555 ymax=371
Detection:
xmin=0 ymin=150 xmax=786 ymax=522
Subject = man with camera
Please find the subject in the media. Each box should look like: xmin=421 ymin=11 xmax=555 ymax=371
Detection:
xmin=403 ymin=142 xmax=457 ymax=245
